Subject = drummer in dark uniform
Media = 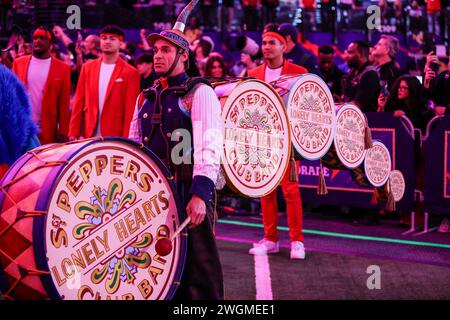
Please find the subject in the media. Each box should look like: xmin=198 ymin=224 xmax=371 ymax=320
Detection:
xmin=128 ymin=0 xmax=224 ymax=300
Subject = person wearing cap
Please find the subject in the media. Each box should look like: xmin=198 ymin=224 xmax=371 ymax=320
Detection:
xmin=247 ymin=25 xmax=307 ymax=260
xmin=278 ymin=22 xmax=322 ymax=77
xmin=128 ymin=25 xmax=224 ymax=299
xmin=12 ymin=26 xmax=71 ymax=145
xmin=68 ymin=25 xmax=140 ymax=140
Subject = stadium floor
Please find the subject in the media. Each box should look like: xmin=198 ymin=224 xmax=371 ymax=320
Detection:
xmin=1 ymin=208 xmax=449 ymax=300
xmin=217 ymin=209 xmax=450 ymax=300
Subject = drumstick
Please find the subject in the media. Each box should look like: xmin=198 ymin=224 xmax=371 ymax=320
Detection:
xmin=170 ymin=216 xmax=191 ymax=241
xmin=155 ymin=216 xmax=191 ymax=256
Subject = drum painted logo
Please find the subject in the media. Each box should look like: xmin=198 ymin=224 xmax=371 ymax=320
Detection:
xmin=45 ymin=141 xmax=181 ymax=300
xmin=364 ymin=141 xmax=392 ymax=187
xmin=389 ymin=170 xmax=405 ymax=202
xmin=285 ymin=75 xmax=335 ymax=160
xmin=334 ymin=104 xmax=366 ymax=169
xmin=221 ymin=81 xmax=291 ymax=197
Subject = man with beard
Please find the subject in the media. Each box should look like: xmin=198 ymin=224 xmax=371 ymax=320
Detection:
xmin=12 ymin=26 xmax=71 ymax=144
xmin=341 ymin=41 xmax=380 ymax=112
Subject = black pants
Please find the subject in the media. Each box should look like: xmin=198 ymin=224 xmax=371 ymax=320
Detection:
xmin=172 ymin=200 xmax=224 ymax=300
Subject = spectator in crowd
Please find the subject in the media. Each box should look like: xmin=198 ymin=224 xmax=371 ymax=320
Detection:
xmin=0 ymin=64 xmax=39 ymax=180
xmin=318 ymin=45 xmax=344 ymax=97
xmin=12 ymin=26 xmax=71 ymax=144
xmin=426 ymin=67 xmax=450 ymax=116
xmin=248 ymin=23 xmax=307 ymax=260
xmin=406 ymin=0 xmax=425 ymax=35
xmin=139 ymin=28 xmax=152 ymax=52
xmin=192 ymin=36 xmax=214 ymax=76
xmin=371 ymin=35 xmax=402 ymax=91
xmin=223 ymin=0 xmax=236 ymax=32
xmin=423 ymin=50 xmax=450 ymax=116
xmin=53 ymin=26 xmax=100 ymax=68
xmin=339 ymin=0 xmax=354 ymax=28
xmin=238 ymin=50 xmax=263 ymax=77
xmin=200 ymin=0 xmax=218 ymax=31
xmin=135 ymin=52 xmax=156 ymax=90
xmin=320 ymin=0 xmax=337 ymax=33
xmin=385 ymin=75 xmax=431 ymax=130
xmin=68 ymin=25 xmax=140 ymax=140
xmin=16 ymin=42 xmax=32 ymax=57
xmin=300 ymin=0 xmax=317 ymax=31
xmin=242 ymin=0 xmax=259 ymax=31
xmin=426 ymin=0 xmax=441 ymax=36
xmin=204 ymin=53 xmax=228 ymax=77
xmin=341 ymin=41 xmax=381 ymax=112
xmin=262 ymin=0 xmax=279 ymax=27
xmin=278 ymin=22 xmax=322 ymax=76
xmin=185 ymin=16 xmax=203 ymax=45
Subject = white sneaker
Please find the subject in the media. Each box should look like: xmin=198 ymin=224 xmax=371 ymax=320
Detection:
xmin=249 ymin=239 xmax=279 ymax=255
xmin=290 ymin=241 xmax=305 ymax=260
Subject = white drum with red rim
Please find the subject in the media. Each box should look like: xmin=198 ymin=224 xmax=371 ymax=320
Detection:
xmin=0 ymin=138 xmax=185 ymax=300
xmin=389 ymin=170 xmax=405 ymax=202
xmin=270 ymin=73 xmax=336 ymax=160
xmin=334 ymin=103 xmax=367 ymax=169
xmin=215 ymin=79 xmax=291 ymax=198
xmin=364 ymin=141 xmax=392 ymax=187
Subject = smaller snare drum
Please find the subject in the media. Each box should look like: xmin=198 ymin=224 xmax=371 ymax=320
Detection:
xmin=270 ymin=73 xmax=336 ymax=160
xmin=364 ymin=141 xmax=392 ymax=188
xmin=322 ymin=103 xmax=368 ymax=170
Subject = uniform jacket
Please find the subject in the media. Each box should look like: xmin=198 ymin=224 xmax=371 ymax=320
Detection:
xmin=68 ymin=57 xmax=140 ymax=138
xmin=12 ymin=55 xmax=70 ymax=144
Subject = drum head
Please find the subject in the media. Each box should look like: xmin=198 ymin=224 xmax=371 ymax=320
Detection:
xmin=221 ymin=80 xmax=291 ymax=198
xmin=0 ymin=138 xmax=186 ymax=300
xmin=364 ymin=141 xmax=392 ymax=187
xmin=279 ymin=74 xmax=336 ymax=160
xmin=334 ymin=103 xmax=367 ymax=169
xmin=389 ymin=170 xmax=405 ymax=202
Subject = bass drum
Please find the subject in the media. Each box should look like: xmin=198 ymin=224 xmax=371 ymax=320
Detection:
xmin=270 ymin=73 xmax=336 ymax=160
xmin=321 ymin=103 xmax=368 ymax=170
xmin=213 ymin=79 xmax=291 ymax=198
xmin=0 ymin=138 xmax=186 ymax=300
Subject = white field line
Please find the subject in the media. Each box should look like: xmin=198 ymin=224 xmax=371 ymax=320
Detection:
xmin=254 ymin=254 xmax=273 ymax=300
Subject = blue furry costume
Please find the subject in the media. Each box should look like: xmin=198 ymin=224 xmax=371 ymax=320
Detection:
xmin=0 ymin=64 xmax=39 ymax=179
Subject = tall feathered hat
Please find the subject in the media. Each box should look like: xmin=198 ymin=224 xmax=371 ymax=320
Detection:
xmin=147 ymin=0 xmax=199 ymax=52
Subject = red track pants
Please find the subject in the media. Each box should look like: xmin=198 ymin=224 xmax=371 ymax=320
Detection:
xmin=260 ymin=160 xmax=304 ymax=243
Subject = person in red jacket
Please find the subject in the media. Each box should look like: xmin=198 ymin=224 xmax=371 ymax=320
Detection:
xmin=68 ymin=25 xmax=140 ymax=140
xmin=12 ymin=26 xmax=71 ymax=145
xmin=248 ymin=24 xmax=307 ymax=260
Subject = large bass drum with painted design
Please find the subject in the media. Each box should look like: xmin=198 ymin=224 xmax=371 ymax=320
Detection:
xmin=0 ymin=138 xmax=186 ymax=300
xmin=212 ymin=78 xmax=291 ymax=198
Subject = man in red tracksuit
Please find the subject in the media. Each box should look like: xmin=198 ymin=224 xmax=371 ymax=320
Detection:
xmin=248 ymin=24 xmax=307 ymax=259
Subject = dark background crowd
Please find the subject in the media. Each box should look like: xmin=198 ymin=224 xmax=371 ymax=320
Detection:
xmin=1 ymin=0 xmax=450 ymax=231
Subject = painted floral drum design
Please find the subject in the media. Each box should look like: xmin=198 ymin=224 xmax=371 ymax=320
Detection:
xmin=389 ymin=170 xmax=405 ymax=202
xmin=331 ymin=103 xmax=367 ymax=169
xmin=214 ymin=79 xmax=291 ymax=198
xmin=364 ymin=141 xmax=392 ymax=188
xmin=0 ymin=138 xmax=185 ymax=300
xmin=270 ymin=73 xmax=336 ymax=160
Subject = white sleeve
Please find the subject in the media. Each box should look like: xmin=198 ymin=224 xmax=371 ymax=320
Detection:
xmin=128 ymin=95 xmax=142 ymax=143
xmin=190 ymin=84 xmax=223 ymax=184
